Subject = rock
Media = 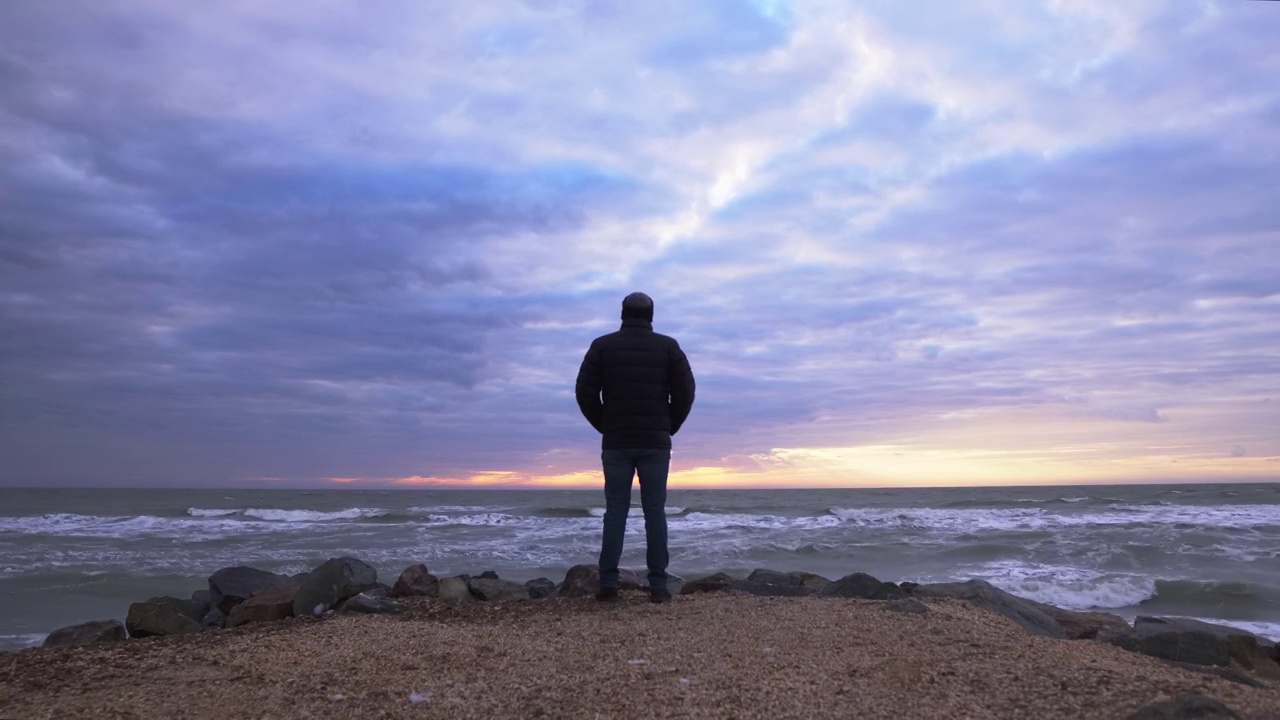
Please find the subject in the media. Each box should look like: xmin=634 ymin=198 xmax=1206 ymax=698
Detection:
xmin=618 ymin=569 xmax=649 ymax=591
xmin=818 ymin=572 xmax=904 ymax=600
xmin=42 ymin=620 xmax=127 ymax=648
xmin=555 ymin=564 xmax=600 ymax=598
xmin=1128 ymin=617 xmax=1267 ymax=669
xmin=468 ymin=577 xmax=531 ymax=601
xmin=201 ymin=607 xmax=225 ymax=631
xmin=389 ymin=564 xmax=439 ymax=598
xmin=292 ymin=557 xmax=378 ymax=618
xmin=736 ymin=569 xmax=830 ymax=597
xmin=126 ymin=600 xmax=201 ymax=638
xmin=190 ymin=589 xmax=212 ymax=610
xmin=477 ymin=570 xmax=500 ymax=580
xmin=1036 ymin=605 xmax=1130 ymax=640
xmin=143 ymin=596 xmax=206 ymax=623
xmin=1126 ymin=694 xmax=1241 ymax=719
xmin=438 ymin=576 xmax=475 ymax=601
xmin=364 ymin=583 xmax=392 ymax=598
xmin=208 ymin=566 xmax=295 ymax=615
xmin=525 ymin=578 xmax=556 ymax=599
xmin=884 ymin=598 xmax=929 ymax=615
xmin=337 ymin=593 xmax=408 ymax=615
xmin=680 ymin=572 xmax=736 ymax=595
xmin=227 ymin=586 xmax=297 ymax=628
xmin=907 ymin=579 xmax=1066 ymax=639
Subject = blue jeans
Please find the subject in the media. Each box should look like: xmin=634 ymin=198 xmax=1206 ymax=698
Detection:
xmin=598 ymin=448 xmax=670 ymax=591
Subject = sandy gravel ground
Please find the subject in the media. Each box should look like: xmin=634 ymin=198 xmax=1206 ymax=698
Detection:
xmin=1 ymin=594 xmax=1277 ymax=719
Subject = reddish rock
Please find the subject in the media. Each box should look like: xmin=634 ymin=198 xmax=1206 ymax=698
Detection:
xmin=389 ymin=564 xmax=438 ymax=598
xmin=227 ymin=586 xmax=298 ymax=628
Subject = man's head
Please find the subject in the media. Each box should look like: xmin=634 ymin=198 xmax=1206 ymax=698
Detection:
xmin=621 ymin=292 xmax=654 ymax=322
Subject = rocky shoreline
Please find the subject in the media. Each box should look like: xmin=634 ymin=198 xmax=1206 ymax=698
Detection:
xmin=16 ymin=558 xmax=1280 ymax=718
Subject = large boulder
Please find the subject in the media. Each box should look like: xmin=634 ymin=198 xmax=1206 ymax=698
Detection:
xmin=143 ymin=596 xmax=206 ymax=623
xmin=227 ymin=586 xmax=297 ymax=628
xmin=680 ymin=572 xmax=736 ymax=595
xmin=556 ymin=564 xmax=600 ymax=598
xmin=736 ymin=569 xmax=830 ymax=597
xmin=468 ymin=577 xmax=531 ymax=601
xmin=906 ymin=579 xmax=1066 ymax=639
xmin=1036 ymin=605 xmax=1130 ymax=640
xmin=126 ymin=600 xmax=201 ymax=638
xmin=389 ymin=564 xmax=438 ymax=598
xmin=1126 ymin=694 xmax=1241 ymax=719
xmin=818 ymin=572 xmax=904 ymax=600
xmin=526 ymin=578 xmax=556 ymax=599
xmin=337 ymin=593 xmax=408 ymax=615
xmin=42 ymin=620 xmax=127 ymax=648
xmin=1127 ymin=617 xmax=1272 ymax=671
xmin=201 ymin=607 xmax=225 ymax=631
xmin=293 ymin=557 xmax=378 ymax=618
xmin=208 ymin=566 xmax=294 ymax=615
xmin=438 ymin=576 xmax=475 ymax=601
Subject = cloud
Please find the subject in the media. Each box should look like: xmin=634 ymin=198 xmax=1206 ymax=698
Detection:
xmin=1 ymin=0 xmax=1278 ymax=486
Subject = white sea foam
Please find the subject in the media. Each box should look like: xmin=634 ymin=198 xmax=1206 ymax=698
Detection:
xmin=587 ymin=506 xmax=686 ymax=517
xmin=187 ymin=508 xmax=239 ymax=517
xmin=0 ymin=633 xmax=48 ymax=651
xmin=1180 ymin=617 xmax=1280 ymax=643
xmin=241 ymin=507 xmax=388 ymax=522
xmin=407 ymin=505 xmax=512 ymax=514
xmin=826 ymin=504 xmax=1280 ymax=532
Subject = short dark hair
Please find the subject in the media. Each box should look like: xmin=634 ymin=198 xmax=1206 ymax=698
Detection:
xmin=622 ymin=292 xmax=654 ymax=321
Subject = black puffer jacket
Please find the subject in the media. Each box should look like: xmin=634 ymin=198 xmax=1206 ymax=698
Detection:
xmin=575 ymin=318 xmax=695 ymax=449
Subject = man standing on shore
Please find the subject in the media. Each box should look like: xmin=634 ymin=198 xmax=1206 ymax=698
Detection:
xmin=575 ymin=292 xmax=696 ymax=603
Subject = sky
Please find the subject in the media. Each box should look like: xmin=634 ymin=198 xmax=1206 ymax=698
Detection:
xmin=1 ymin=0 xmax=1277 ymax=489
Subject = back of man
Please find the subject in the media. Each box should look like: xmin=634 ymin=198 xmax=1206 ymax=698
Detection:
xmin=575 ymin=292 xmax=695 ymax=603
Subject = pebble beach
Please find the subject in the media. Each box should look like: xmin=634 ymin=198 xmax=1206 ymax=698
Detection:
xmin=4 ymin=593 xmax=1279 ymax=720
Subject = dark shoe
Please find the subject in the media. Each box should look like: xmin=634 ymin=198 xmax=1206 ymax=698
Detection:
xmin=596 ymin=587 xmax=619 ymax=602
xmin=649 ymin=589 xmax=673 ymax=604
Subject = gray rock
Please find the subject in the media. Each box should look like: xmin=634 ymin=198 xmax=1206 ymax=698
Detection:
xmin=189 ymin=589 xmax=213 ymax=611
xmin=292 ymin=557 xmax=378 ymax=618
xmin=736 ymin=569 xmax=830 ymax=597
xmin=364 ymin=583 xmax=392 ymax=598
xmin=143 ymin=595 xmax=207 ymax=623
xmin=525 ymin=578 xmax=556 ymax=599
xmin=126 ymin=600 xmax=201 ymax=638
xmin=883 ymin=598 xmax=929 ymax=615
xmin=555 ymin=564 xmax=600 ymax=598
xmin=227 ymin=586 xmax=297 ymax=628
xmin=389 ymin=564 xmax=438 ymax=598
xmin=201 ymin=607 xmax=225 ymax=631
xmin=1035 ymin=605 xmax=1130 ymax=640
xmin=208 ymin=566 xmax=294 ymax=615
xmin=618 ymin=568 xmax=649 ymax=591
xmin=1129 ymin=617 xmax=1267 ymax=670
xmin=477 ymin=570 xmax=500 ymax=580
xmin=468 ymin=577 xmax=531 ymax=601
xmin=337 ymin=593 xmax=408 ymax=615
xmin=818 ymin=572 xmax=904 ymax=600
xmin=680 ymin=572 xmax=736 ymax=595
xmin=42 ymin=620 xmax=127 ymax=648
xmin=438 ymin=576 xmax=475 ymax=601
xmin=1126 ymin=694 xmax=1241 ymax=719
xmin=907 ymin=579 xmax=1065 ymax=638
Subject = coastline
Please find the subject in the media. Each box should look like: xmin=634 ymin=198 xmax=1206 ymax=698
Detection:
xmin=4 ymin=593 xmax=1278 ymax=719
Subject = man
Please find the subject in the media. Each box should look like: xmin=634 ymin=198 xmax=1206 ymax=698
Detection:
xmin=575 ymin=292 xmax=695 ymax=603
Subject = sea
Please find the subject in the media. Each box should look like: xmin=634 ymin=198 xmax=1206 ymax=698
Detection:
xmin=1 ymin=483 xmax=1278 ymax=651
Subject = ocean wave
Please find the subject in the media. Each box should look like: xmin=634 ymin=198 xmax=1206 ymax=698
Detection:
xmin=826 ymin=504 xmax=1280 ymax=532
xmin=185 ymin=507 xmax=390 ymax=522
xmin=241 ymin=508 xmax=388 ymax=522
xmin=0 ymin=513 xmax=316 ymax=540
